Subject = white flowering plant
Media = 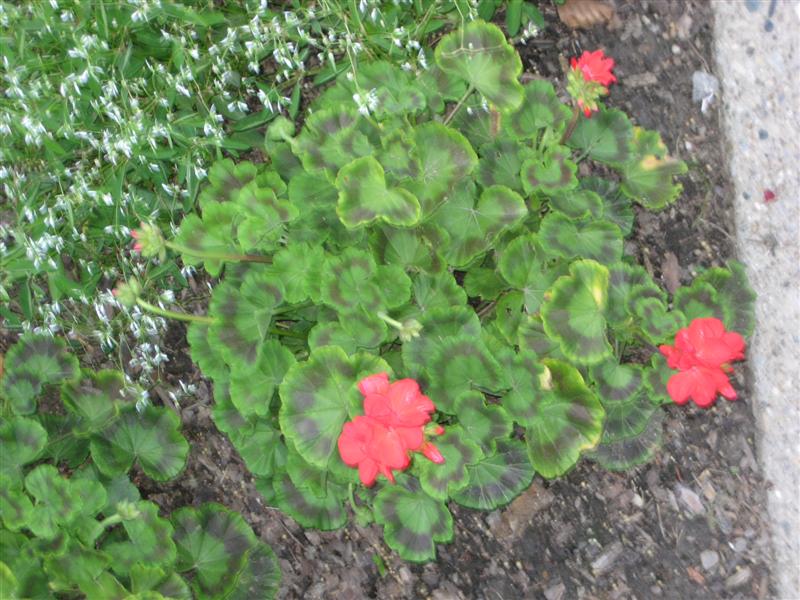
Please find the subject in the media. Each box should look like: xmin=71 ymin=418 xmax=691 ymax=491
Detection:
xmin=0 ymin=0 xmax=478 ymax=393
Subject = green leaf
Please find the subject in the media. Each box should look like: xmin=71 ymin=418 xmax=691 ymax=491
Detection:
xmin=230 ymin=419 xmax=285 ymax=478
xmin=500 ymin=350 xmax=549 ymax=425
xmin=230 ymin=340 xmax=295 ymax=418
xmin=581 ymin=177 xmax=634 ymax=236
xmin=336 ymin=156 xmax=421 ymax=229
xmin=0 ymin=417 xmax=47 ymax=479
xmin=521 ymin=148 xmax=578 ymax=195
xmin=0 ymin=483 xmax=33 ymax=532
xmin=538 ymin=212 xmax=623 ymax=264
xmin=589 ymin=408 xmax=663 ymax=471
xmin=105 ymin=501 xmax=177 ymax=575
xmin=630 ymin=297 xmax=686 ymax=344
xmin=286 ymin=172 xmax=347 ymax=246
xmin=463 ymin=267 xmax=508 ymax=300
xmin=208 ymin=266 xmax=285 ymax=366
xmin=130 ymin=565 xmax=192 ymax=599
xmin=338 ymin=307 xmax=388 ymax=349
xmin=402 ymin=306 xmax=481 ymax=379
xmin=541 ymin=260 xmax=612 ymax=365
xmin=435 ymin=20 xmax=524 ymax=111
xmin=271 ymin=243 xmax=326 ymax=304
xmin=426 ymin=336 xmax=504 ymax=413
xmin=692 ymin=261 xmax=756 ymax=337
xmin=172 ymin=503 xmax=258 ymax=599
xmin=372 ymin=226 xmax=446 ymax=273
xmin=173 ymin=202 xmax=241 ymax=277
xmin=643 ymin=352 xmax=674 ymax=406
xmin=549 ymin=189 xmax=604 ymax=220
xmin=90 ymin=405 xmax=188 ymax=481
xmin=418 ymin=427 xmax=483 ymax=500
xmin=321 ymin=248 xmax=389 ymax=314
xmin=590 ymin=360 xmax=643 ymax=403
xmin=417 ymin=64 xmax=469 ymax=114
xmin=435 ymin=183 xmax=527 ymax=267
xmin=567 ymin=109 xmax=632 ymax=164
xmin=451 ymin=439 xmax=535 ymax=510
xmin=293 ymin=107 xmax=372 ymax=179
xmin=225 ymin=543 xmax=281 ymax=600
xmin=412 ymin=271 xmax=468 ymax=314
xmin=525 ymin=360 xmax=605 ymax=478
xmin=43 ymin=538 xmax=111 ymax=594
xmin=186 ymin=322 xmax=229 ymax=384
xmin=497 ymin=234 xmax=556 ymax=313
xmin=235 ymin=181 xmax=297 ymax=252
xmin=598 ymin=392 xmax=658 ymax=443
xmin=279 ymin=346 xmax=390 ymax=469
xmin=60 ymin=370 xmax=133 ymax=436
xmin=621 ymin=127 xmax=687 ymax=209
xmin=272 ymin=471 xmax=347 ymax=531
xmin=673 ymin=281 xmax=720 ymax=323
xmin=24 ymin=464 xmax=78 ymax=539
xmin=517 ymin=315 xmax=563 ymax=359
xmin=405 ymin=122 xmax=478 ymax=215
xmin=198 ymin=159 xmax=258 ymax=208
xmin=1 ymin=333 xmax=79 ymax=415
xmin=454 ymin=392 xmax=513 ymax=452
xmin=606 ymin=262 xmax=653 ymax=327
xmin=504 ymin=80 xmax=571 ymax=139
xmin=374 ymin=476 xmax=453 ymax=562
xmin=476 ymin=139 xmax=533 ymax=193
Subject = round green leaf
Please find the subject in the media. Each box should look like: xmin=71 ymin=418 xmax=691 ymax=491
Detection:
xmin=693 ymin=261 xmax=756 ymax=338
xmin=293 ymin=107 xmax=372 ymax=178
xmin=589 ymin=409 xmax=663 ymax=471
xmin=271 ymin=472 xmax=347 ymax=531
xmin=606 ymin=262 xmax=653 ymax=327
xmin=590 ymin=360 xmax=643 ymax=403
xmin=230 ymin=340 xmax=296 ymax=418
xmin=172 ymin=503 xmax=258 ymax=599
xmin=504 ymin=80 xmax=570 ymax=138
xmin=279 ymin=346 xmax=390 ymax=469
xmin=401 ymin=306 xmax=481 ymax=379
xmin=187 ymin=322 xmax=229 ymax=384
xmin=418 ymin=427 xmax=484 ymax=500
xmin=521 ymin=148 xmax=578 ymax=195
xmin=538 ymin=212 xmax=623 ymax=265
xmin=406 ymin=122 xmax=478 ymax=214
xmin=498 ymin=234 xmax=556 ymax=313
xmin=451 ymin=439 xmax=535 ymax=510
xmin=60 ymin=370 xmax=134 ymax=436
xmin=0 ymin=417 xmax=47 ymax=479
xmin=0 ymin=484 xmax=33 ymax=532
xmin=541 ymin=259 xmax=612 ymax=365
xmin=621 ymin=127 xmax=687 ymax=209
xmin=208 ymin=266 xmax=285 ymax=367
xmin=642 ymin=352 xmax=674 ymax=406
xmin=198 ymin=159 xmax=258 ymax=208
xmin=549 ymin=189 xmax=604 ymax=220
xmin=104 ymin=501 xmax=177 ymax=575
xmin=476 ymin=139 xmax=533 ymax=193
xmin=24 ymin=464 xmax=77 ymax=539
xmin=435 ymin=20 xmax=524 ymax=111
xmin=427 ymin=336 xmax=504 ymax=413
xmin=525 ymin=360 xmax=605 ymax=478
xmin=174 ymin=202 xmax=241 ymax=277
xmin=336 ymin=156 xmax=421 ymax=229
xmin=567 ymin=109 xmax=633 ymax=165
xmin=226 ymin=543 xmax=281 ymax=600
xmin=412 ymin=271 xmax=468 ymax=315
xmin=374 ymin=476 xmax=453 ymax=562
xmin=500 ymin=350 xmax=549 ymax=426
xmin=1 ymin=333 xmax=79 ymax=415
xmin=454 ymin=392 xmax=513 ymax=452
xmin=581 ymin=177 xmax=634 ymax=235
xmin=90 ymin=405 xmax=189 ymax=481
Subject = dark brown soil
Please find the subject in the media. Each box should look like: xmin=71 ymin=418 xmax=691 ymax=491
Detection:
xmin=137 ymin=2 xmax=774 ymax=598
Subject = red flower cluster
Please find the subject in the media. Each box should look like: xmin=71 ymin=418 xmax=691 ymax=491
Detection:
xmin=659 ymin=318 xmax=746 ymax=408
xmin=338 ymin=373 xmax=444 ymax=486
xmin=568 ymin=49 xmax=617 ymax=117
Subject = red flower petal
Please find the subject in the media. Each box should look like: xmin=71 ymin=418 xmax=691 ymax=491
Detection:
xmin=358 ymin=460 xmax=379 ymax=487
xmin=573 ymin=49 xmax=617 ymax=87
xmin=358 ymin=372 xmax=390 ymax=397
xmin=421 ymin=442 xmax=445 ymax=464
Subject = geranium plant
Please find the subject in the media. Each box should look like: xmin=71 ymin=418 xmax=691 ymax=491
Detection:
xmin=0 ymin=334 xmax=281 ymax=598
xmin=128 ymin=20 xmax=755 ymax=562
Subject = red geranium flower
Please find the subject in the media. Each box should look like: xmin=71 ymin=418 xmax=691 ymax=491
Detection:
xmin=361 ymin=374 xmax=435 ymax=428
xmin=339 ymin=373 xmax=445 ymax=486
xmin=337 ymin=416 xmax=410 ymax=486
xmin=571 ymin=49 xmax=617 ymax=87
xmin=659 ymin=317 xmax=746 ymax=408
xmin=666 ymin=365 xmax=738 ymax=408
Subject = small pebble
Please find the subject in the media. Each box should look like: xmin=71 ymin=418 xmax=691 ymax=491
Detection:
xmin=672 ymin=44 xmax=681 ymax=54
xmin=725 ymin=566 xmax=752 ymax=589
xmin=676 ymin=484 xmax=705 ymax=516
xmin=732 ymin=537 xmax=748 ymax=553
xmin=544 ymin=582 xmax=566 ymax=600
xmin=700 ymin=550 xmax=720 ymax=570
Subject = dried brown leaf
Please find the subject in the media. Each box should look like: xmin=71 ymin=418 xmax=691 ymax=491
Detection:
xmin=557 ymin=0 xmax=615 ymax=29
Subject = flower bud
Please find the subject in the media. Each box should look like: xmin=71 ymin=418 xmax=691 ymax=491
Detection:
xmin=112 ymin=278 xmax=142 ymax=308
xmin=421 ymin=442 xmax=445 ymax=464
xmin=398 ymin=318 xmax=423 ymax=342
xmin=131 ymin=222 xmax=166 ymax=261
xmin=115 ymin=500 xmax=141 ymax=521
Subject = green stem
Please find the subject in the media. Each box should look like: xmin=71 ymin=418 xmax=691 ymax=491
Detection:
xmin=269 ymin=326 xmax=306 ymax=339
xmin=98 ymin=514 xmax=123 ymax=530
xmin=165 ymin=241 xmax=271 ymax=264
xmin=443 ymin=84 xmax=475 ymax=126
xmin=136 ymin=298 xmax=215 ymax=324
xmin=376 ymin=310 xmax=404 ymax=331
xmin=560 ymin=105 xmax=581 ymax=146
